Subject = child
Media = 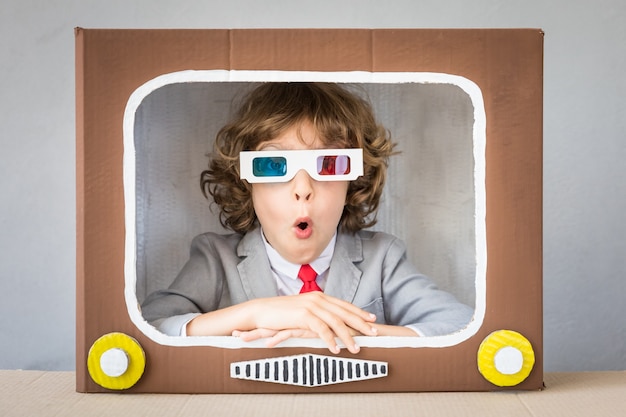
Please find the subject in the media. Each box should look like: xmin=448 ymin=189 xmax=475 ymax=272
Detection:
xmin=141 ymin=82 xmax=473 ymax=354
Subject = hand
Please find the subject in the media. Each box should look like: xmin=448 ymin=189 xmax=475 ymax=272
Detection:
xmin=233 ymin=318 xmax=369 ymax=345
xmin=249 ymin=292 xmax=379 ymax=353
xmin=193 ymin=292 xmax=376 ymax=354
xmin=234 ymin=321 xmax=418 ymax=352
xmin=366 ymin=323 xmax=419 ymax=337
xmin=232 ymin=328 xmax=320 ymax=347
xmin=232 ymin=326 xmax=367 ymax=353
xmin=187 ymin=292 xmax=378 ymax=353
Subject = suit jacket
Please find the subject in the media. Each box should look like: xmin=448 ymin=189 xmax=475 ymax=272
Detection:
xmin=141 ymin=227 xmax=474 ymax=337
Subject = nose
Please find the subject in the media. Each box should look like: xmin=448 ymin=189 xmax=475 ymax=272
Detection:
xmin=292 ymin=169 xmax=314 ymax=201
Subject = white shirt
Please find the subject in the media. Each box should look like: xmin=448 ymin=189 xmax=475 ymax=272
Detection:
xmin=260 ymin=229 xmax=336 ymax=295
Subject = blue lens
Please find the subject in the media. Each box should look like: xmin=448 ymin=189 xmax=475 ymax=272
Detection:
xmin=252 ymin=157 xmax=287 ymax=177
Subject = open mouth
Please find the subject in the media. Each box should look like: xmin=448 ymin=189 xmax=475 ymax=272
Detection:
xmin=293 ymin=217 xmax=313 ymax=239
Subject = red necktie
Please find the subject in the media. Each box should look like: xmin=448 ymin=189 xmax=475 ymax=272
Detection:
xmin=298 ymin=264 xmax=322 ymax=293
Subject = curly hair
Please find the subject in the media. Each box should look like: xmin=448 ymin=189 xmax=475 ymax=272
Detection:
xmin=201 ymin=82 xmax=395 ymax=234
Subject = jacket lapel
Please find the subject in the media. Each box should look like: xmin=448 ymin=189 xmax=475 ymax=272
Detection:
xmin=234 ymin=228 xmax=362 ymax=302
xmin=324 ymin=232 xmax=363 ymax=303
xmin=236 ymin=228 xmax=280 ymax=300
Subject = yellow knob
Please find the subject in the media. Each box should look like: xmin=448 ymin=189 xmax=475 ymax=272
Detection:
xmin=87 ymin=332 xmax=146 ymax=390
xmin=477 ymin=330 xmax=535 ymax=387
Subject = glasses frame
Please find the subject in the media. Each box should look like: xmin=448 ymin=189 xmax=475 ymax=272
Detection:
xmin=239 ymin=148 xmax=364 ymax=183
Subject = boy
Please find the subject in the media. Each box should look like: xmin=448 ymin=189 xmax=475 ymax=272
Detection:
xmin=141 ymin=82 xmax=473 ymax=354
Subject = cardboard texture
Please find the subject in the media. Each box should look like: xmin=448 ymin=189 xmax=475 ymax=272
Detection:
xmin=4 ymin=371 xmax=626 ymax=416
xmin=76 ymin=28 xmax=544 ymax=393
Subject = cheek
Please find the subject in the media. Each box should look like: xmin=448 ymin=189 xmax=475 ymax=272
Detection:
xmin=333 ymin=182 xmax=350 ymax=202
xmin=251 ymin=184 xmax=284 ymax=219
xmin=251 ymin=186 xmax=268 ymax=215
xmin=320 ymin=182 xmax=349 ymax=212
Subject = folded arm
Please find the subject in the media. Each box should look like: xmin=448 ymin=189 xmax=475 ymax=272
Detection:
xmin=186 ymin=292 xmax=379 ymax=354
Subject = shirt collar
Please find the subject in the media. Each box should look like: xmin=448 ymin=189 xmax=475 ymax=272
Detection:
xmin=261 ymin=228 xmax=336 ymax=280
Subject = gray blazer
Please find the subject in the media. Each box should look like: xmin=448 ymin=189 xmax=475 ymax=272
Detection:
xmin=141 ymin=228 xmax=473 ymax=337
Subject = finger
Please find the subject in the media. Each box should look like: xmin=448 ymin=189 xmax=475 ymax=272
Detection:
xmin=264 ymin=329 xmax=312 ymax=348
xmin=308 ymin=309 xmax=360 ymax=353
xmin=309 ymin=293 xmax=378 ymax=323
xmin=304 ymin=294 xmax=378 ymax=338
xmin=234 ymin=328 xmax=279 ymax=342
xmin=291 ymin=294 xmax=374 ymax=352
xmin=298 ymin=314 xmax=342 ymax=354
xmin=256 ymin=321 xmax=340 ymax=354
xmin=337 ymin=311 xmax=379 ymax=338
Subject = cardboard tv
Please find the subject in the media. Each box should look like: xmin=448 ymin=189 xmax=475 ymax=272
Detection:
xmin=76 ymin=28 xmax=543 ymax=393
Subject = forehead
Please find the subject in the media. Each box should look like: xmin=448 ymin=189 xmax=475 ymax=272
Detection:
xmin=257 ymin=121 xmax=325 ymax=150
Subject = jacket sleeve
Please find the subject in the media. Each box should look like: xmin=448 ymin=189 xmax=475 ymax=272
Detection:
xmin=377 ymin=234 xmax=474 ymax=336
xmin=140 ymin=233 xmax=236 ymax=335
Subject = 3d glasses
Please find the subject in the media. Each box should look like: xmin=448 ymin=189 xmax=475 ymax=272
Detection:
xmin=239 ymin=148 xmax=363 ymax=183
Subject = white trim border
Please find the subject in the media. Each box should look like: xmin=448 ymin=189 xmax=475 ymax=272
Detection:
xmin=123 ymin=70 xmax=487 ymax=349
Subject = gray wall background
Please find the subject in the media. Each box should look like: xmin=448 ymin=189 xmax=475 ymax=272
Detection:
xmin=0 ymin=0 xmax=624 ymax=372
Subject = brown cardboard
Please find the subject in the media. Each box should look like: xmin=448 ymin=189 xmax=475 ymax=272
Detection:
xmin=76 ymin=28 xmax=544 ymax=393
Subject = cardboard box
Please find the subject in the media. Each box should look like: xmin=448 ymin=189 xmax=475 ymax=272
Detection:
xmin=76 ymin=28 xmax=543 ymax=393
